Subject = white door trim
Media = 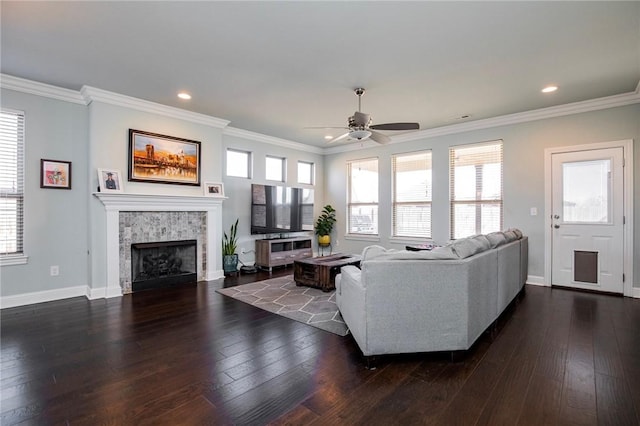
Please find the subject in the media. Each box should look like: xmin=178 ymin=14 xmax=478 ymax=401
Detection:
xmin=544 ymin=139 xmax=634 ymax=297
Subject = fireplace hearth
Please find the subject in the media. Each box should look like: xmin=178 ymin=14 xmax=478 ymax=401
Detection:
xmin=131 ymin=239 xmax=197 ymax=292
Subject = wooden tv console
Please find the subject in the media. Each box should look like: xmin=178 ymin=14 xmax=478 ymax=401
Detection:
xmin=255 ymin=237 xmax=312 ymax=271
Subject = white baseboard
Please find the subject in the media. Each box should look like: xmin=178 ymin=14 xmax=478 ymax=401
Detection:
xmin=85 ymin=286 xmax=123 ymax=300
xmin=1 ymin=285 xmax=87 ymax=309
xmin=206 ymin=269 xmax=225 ymax=281
xmin=634 ymin=287 xmax=640 ymax=299
xmin=526 ymin=275 xmax=547 ymax=287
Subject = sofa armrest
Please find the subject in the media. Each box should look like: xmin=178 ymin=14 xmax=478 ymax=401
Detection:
xmin=335 ymin=265 xmax=368 ymax=352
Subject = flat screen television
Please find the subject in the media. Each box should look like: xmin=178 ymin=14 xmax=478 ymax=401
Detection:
xmin=251 ymin=184 xmax=314 ymax=235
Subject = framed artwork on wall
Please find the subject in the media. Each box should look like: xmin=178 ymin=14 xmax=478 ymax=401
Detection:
xmin=204 ymin=182 xmax=225 ymax=197
xmin=128 ymin=129 xmax=201 ymax=186
xmin=98 ymin=168 xmax=123 ymax=193
xmin=40 ymin=159 xmax=72 ymax=189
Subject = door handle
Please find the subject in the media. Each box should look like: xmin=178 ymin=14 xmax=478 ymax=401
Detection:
xmin=553 ymin=214 xmax=560 ymax=219
xmin=554 ymin=225 xmax=560 ymax=229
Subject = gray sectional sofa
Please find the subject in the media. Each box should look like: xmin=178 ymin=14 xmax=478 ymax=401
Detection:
xmin=335 ymin=230 xmax=528 ymax=357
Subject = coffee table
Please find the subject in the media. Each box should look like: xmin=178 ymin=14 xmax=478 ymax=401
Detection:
xmin=294 ymin=253 xmax=361 ymax=292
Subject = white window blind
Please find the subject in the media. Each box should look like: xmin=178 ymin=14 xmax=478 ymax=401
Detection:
xmin=392 ymin=151 xmax=432 ymax=238
xmin=347 ymin=158 xmax=378 ymax=235
xmin=0 ymin=109 xmax=25 ymax=255
xmin=450 ymin=141 xmax=503 ymax=239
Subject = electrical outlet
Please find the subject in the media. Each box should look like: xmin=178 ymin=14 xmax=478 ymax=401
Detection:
xmin=50 ymin=265 xmax=59 ymax=276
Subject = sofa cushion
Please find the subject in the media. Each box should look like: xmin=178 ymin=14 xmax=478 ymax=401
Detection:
xmin=373 ymin=245 xmax=459 ymax=260
xmin=450 ymin=235 xmax=491 ymax=259
xmin=486 ymin=231 xmax=507 ymax=248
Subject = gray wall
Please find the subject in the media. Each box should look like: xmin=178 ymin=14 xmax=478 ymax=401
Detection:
xmin=323 ymin=104 xmax=640 ymax=286
xmin=1 ymin=84 xmax=638 ymax=302
xmin=0 ymin=87 xmax=324 ymax=300
xmin=221 ymin=134 xmax=324 ymax=266
xmin=86 ymin=100 xmax=226 ymax=290
xmin=1 ymin=89 xmax=89 ymax=297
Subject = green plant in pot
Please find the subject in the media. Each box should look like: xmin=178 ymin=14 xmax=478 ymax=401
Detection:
xmin=315 ymin=205 xmax=336 ymax=246
xmin=222 ymin=218 xmax=239 ymax=275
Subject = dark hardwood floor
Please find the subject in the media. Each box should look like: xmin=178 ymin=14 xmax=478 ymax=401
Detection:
xmin=2 ymin=268 xmax=640 ymax=425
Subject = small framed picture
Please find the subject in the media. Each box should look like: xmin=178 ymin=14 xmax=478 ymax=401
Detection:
xmin=41 ymin=159 xmax=72 ymax=189
xmin=204 ymin=182 xmax=224 ymax=197
xmin=98 ymin=169 xmax=123 ymax=193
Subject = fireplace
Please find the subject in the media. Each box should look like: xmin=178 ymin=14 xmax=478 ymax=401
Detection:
xmin=131 ymin=239 xmax=197 ymax=292
xmin=93 ymin=193 xmax=225 ymax=299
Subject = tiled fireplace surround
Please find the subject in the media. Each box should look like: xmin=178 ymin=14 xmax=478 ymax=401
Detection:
xmin=94 ymin=193 xmax=225 ymax=297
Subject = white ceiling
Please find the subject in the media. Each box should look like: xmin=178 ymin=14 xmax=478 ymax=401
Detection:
xmin=2 ymin=1 xmax=639 ymax=148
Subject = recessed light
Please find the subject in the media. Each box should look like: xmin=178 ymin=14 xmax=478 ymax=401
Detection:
xmin=542 ymin=85 xmax=558 ymax=93
xmin=324 ymin=135 xmax=333 ymax=140
xmin=177 ymin=92 xmax=192 ymax=100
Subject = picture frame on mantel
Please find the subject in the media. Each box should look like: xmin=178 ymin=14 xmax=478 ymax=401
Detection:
xmin=98 ymin=168 xmax=123 ymax=193
xmin=204 ymin=182 xmax=225 ymax=197
xmin=128 ymin=129 xmax=201 ymax=186
xmin=40 ymin=159 xmax=72 ymax=189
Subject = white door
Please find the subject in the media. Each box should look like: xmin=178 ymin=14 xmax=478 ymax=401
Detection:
xmin=551 ymin=147 xmax=624 ymax=293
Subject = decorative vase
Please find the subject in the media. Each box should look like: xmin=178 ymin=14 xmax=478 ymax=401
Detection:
xmin=318 ymin=235 xmax=331 ymax=246
xmin=223 ymin=254 xmax=239 ymax=275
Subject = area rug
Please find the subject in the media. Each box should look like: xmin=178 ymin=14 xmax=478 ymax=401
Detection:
xmin=216 ymin=275 xmax=349 ymax=336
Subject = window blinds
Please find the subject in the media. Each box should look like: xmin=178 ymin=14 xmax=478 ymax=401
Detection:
xmin=392 ymin=151 xmax=432 ymax=238
xmin=347 ymin=158 xmax=378 ymax=234
xmin=450 ymin=141 xmax=503 ymax=239
xmin=0 ymin=110 xmax=25 ymax=254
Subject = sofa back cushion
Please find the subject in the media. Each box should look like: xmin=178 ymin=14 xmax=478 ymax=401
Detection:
xmin=450 ymin=235 xmax=491 ymax=259
xmin=361 ymin=245 xmax=389 ymax=261
xmin=486 ymin=231 xmax=507 ymax=248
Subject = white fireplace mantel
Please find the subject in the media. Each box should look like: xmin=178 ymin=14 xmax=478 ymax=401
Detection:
xmin=94 ymin=192 xmax=226 ymax=298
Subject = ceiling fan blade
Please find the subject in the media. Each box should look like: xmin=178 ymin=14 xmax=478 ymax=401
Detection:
xmin=353 ymin=111 xmax=370 ymax=127
xmin=370 ymin=122 xmax=420 ymax=131
xmin=369 ymin=130 xmax=391 ymax=145
xmin=326 ymin=132 xmax=350 ymax=144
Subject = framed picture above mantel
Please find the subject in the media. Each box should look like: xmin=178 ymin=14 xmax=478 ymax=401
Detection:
xmin=128 ymin=129 xmax=201 ymax=186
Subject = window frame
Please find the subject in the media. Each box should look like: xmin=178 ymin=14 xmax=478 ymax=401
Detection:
xmin=347 ymin=157 xmax=379 ymax=236
xmin=265 ymin=155 xmax=286 ymax=182
xmin=392 ymin=150 xmax=433 ymax=239
xmin=226 ymin=148 xmax=252 ymax=179
xmin=449 ymin=140 xmax=503 ymax=239
xmin=0 ymin=108 xmax=27 ymax=265
xmin=297 ymin=160 xmax=314 ymax=186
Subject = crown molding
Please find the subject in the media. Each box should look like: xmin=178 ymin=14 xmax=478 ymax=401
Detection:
xmin=223 ymin=126 xmax=324 ymax=154
xmin=0 ymin=74 xmax=86 ymax=105
xmin=80 ymin=86 xmax=230 ymax=129
xmin=390 ymin=89 xmax=640 ymax=145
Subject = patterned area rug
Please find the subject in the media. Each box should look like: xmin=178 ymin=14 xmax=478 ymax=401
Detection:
xmin=216 ymin=275 xmax=349 ymax=336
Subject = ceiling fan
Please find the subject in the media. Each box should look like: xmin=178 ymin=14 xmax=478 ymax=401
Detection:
xmin=314 ymin=88 xmax=420 ymax=144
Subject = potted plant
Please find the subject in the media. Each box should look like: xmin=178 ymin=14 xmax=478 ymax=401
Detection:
xmin=222 ymin=218 xmax=239 ymax=275
xmin=315 ymin=205 xmax=336 ymax=246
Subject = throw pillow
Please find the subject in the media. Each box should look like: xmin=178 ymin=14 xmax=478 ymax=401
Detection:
xmin=507 ymin=228 xmax=523 ymax=239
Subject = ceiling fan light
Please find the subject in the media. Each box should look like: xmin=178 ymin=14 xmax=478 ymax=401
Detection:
xmin=350 ymin=129 xmax=372 ymax=140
